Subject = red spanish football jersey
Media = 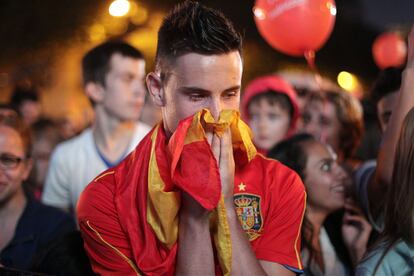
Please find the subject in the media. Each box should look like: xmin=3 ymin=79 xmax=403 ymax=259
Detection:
xmin=234 ymin=155 xmax=305 ymax=271
xmin=77 ymin=120 xmax=305 ymax=275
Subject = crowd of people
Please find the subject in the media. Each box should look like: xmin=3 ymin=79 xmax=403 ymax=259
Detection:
xmin=1 ymin=1 xmax=414 ymax=275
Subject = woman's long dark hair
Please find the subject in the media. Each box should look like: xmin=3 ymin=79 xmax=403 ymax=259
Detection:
xmin=373 ymin=107 xmax=414 ymax=273
xmin=268 ymin=133 xmax=317 ymax=272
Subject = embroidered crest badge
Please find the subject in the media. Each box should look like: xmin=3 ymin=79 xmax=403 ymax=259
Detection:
xmin=234 ymin=193 xmax=263 ymax=241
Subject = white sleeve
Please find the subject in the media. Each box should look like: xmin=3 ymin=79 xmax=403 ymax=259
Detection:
xmin=42 ymin=144 xmax=72 ymax=210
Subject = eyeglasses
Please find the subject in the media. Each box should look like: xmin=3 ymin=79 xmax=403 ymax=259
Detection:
xmin=0 ymin=153 xmax=26 ymax=170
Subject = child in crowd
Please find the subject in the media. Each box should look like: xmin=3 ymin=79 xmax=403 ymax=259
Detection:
xmin=241 ymin=75 xmax=299 ymax=153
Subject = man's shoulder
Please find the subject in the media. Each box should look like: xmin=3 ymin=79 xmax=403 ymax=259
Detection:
xmin=54 ymin=128 xmax=93 ymax=155
xmin=252 ymin=154 xmax=302 ymax=182
xmin=244 ymin=154 xmax=305 ymax=196
xmin=77 ymin=169 xmax=117 ymax=221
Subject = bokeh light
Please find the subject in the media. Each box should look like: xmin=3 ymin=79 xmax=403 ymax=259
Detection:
xmin=109 ymin=0 xmax=130 ymax=17
xmin=337 ymin=71 xmax=361 ymax=95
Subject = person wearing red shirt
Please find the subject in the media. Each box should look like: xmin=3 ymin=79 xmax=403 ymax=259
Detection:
xmin=77 ymin=1 xmax=306 ymax=275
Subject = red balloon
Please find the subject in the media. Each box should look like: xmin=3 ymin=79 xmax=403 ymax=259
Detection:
xmin=372 ymin=32 xmax=407 ymax=69
xmin=253 ymin=0 xmax=337 ymax=57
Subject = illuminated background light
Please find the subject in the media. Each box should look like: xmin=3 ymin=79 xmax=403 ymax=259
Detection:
xmin=88 ymin=24 xmax=106 ymax=42
xmin=109 ymin=0 xmax=130 ymax=17
xmin=337 ymin=71 xmax=359 ymax=92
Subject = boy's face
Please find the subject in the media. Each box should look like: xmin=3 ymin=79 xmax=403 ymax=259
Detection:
xmin=101 ymin=53 xmax=146 ymax=121
xmin=151 ymin=51 xmax=242 ymax=135
xmin=248 ymin=98 xmax=291 ymax=151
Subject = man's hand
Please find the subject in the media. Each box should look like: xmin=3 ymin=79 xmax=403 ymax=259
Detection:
xmin=206 ymin=128 xmax=235 ymax=205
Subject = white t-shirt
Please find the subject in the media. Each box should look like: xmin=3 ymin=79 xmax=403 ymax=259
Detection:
xmin=42 ymin=122 xmax=151 ymax=212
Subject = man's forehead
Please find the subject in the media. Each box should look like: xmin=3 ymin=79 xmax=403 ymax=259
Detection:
xmin=171 ymin=52 xmax=241 ymax=72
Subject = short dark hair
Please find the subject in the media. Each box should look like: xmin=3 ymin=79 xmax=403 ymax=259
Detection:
xmin=267 ymin=133 xmax=315 ymax=180
xmin=10 ymin=86 xmax=39 ymax=108
xmin=371 ymin=67 xmax=402 ymax=104
xmin=247 ymin=91 xmax=294 ymax=119
xmin=155 ymin=0 xmax=242 ymax=79
xmin=82 ymin=41 xmax=144 ymax=87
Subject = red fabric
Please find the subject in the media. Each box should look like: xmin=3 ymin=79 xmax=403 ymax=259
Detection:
xmin=77 ymin=126 xmax=305 ymax=274
xmin=167 ymin=116 xmax=221 ymax=210
xmin=241 ymin=75 xmax=300 ymax=138
xmin=78 ymin=127 xmax=177 ymax=275
xmin=236 ymin=155 xmax=305 ymax=268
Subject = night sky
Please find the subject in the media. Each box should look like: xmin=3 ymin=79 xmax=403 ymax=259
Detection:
xmin=1 ymin=0 xmax=413 ymax=100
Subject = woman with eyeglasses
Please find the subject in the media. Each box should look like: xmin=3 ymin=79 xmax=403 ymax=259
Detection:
xmin=0 ymin=113 xmax=75 ymax=270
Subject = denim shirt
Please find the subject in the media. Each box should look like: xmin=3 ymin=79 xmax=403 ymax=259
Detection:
xmin=356 ymin=240 xmax=414 ymax=276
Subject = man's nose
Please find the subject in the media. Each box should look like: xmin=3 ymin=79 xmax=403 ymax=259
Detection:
xmin=210 ymin=98 xmax=221 ymax=121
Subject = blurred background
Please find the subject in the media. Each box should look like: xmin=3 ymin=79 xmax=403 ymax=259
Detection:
xmin=0 ymin=0 xmax=413 ymax=126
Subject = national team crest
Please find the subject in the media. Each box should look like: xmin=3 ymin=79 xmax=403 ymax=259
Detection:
xmin=234 ymin=193 xmax=263 ymax=241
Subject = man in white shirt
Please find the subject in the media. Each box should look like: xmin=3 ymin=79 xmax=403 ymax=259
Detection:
xmin=42 ymin=41 xmax=151 ymax=213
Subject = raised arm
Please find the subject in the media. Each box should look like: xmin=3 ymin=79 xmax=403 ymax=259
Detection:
xmin=371 ymin=26 xmax=414 ymax=210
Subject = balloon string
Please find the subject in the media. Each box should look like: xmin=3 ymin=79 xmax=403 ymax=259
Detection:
xmin=304 ymin=50 xmax=328 ymax=143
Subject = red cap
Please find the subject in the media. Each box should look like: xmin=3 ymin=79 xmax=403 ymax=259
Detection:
xmin=241 ymin=75 xmax=300 ymax=137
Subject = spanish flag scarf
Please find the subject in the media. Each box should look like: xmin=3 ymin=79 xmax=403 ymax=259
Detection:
xmin=114 ymin=109 xmax=256 ymax=275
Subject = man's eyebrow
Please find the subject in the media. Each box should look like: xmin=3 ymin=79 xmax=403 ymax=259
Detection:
xmin=179 ymin=85 xmax=241 ymax=93
xmin=179 ymin=87 xmax=211 ymax=93
xmin=223 ymin=85 xmax=241 ymax=93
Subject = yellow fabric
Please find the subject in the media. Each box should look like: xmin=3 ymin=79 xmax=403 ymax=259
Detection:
xmin=147 ymin=125 xmax=180 ymax=248
xmin=211 ymin=196 xmax=233 ymax=276
xmin=147 ymin=109 xmax=257 ymax=274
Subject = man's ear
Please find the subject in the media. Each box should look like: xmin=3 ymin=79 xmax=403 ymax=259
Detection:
xmin=85 ymin=82 xmax=104 ymax=104
xmin=146 ymin=72 xmax=165 ymax=107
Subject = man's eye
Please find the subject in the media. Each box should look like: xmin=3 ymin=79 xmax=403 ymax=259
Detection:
xmin=223 ymin=91 xmax=237 ymax=99
xmin=2 ymin=156 xmax=17 ymax=166
xmin=189 ymin=94 xmax=205 ymax=101
xmin=121 ymin=75 xmax=134 ymax=82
